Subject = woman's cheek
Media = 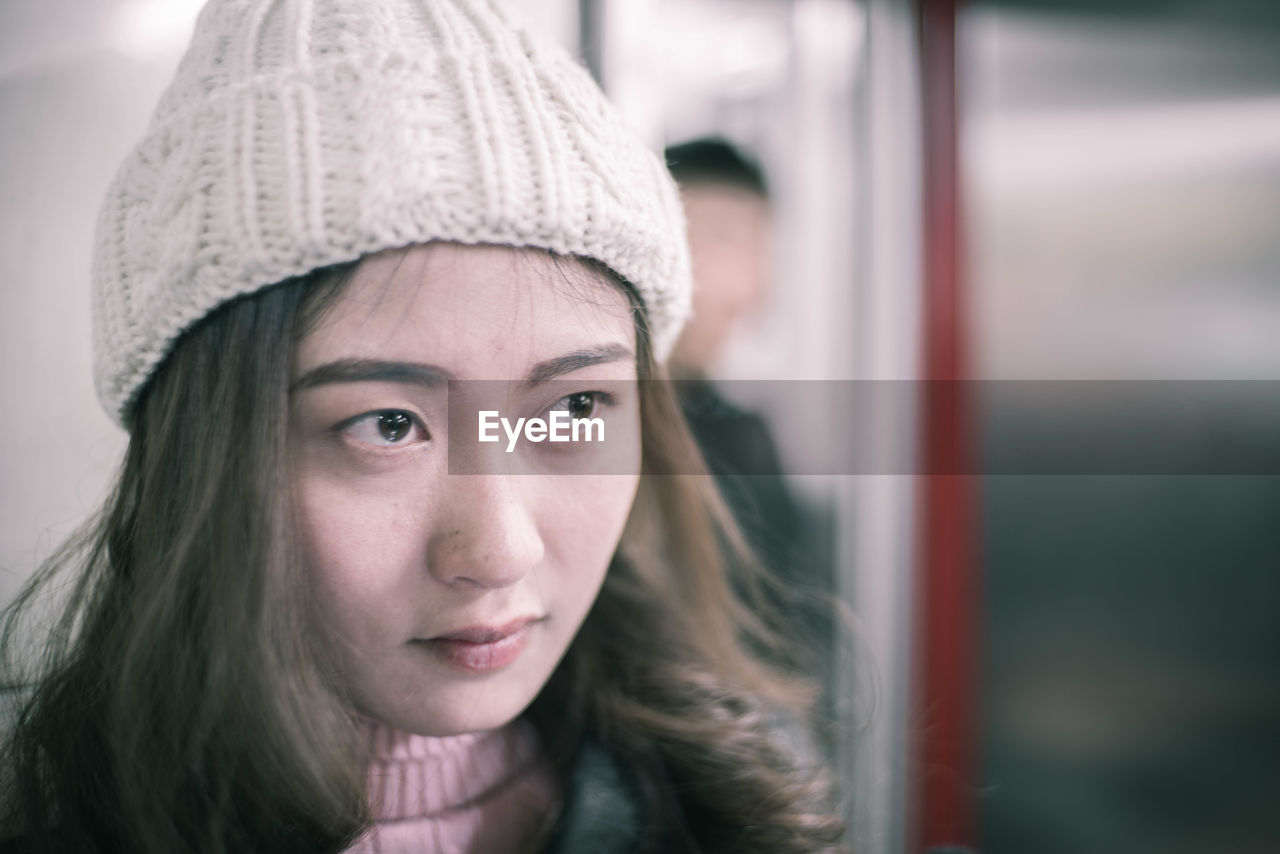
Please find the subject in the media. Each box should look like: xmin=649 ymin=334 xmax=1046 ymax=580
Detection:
xmin=293 ymin=467 xmax=426 ymax=620
xmin=540 ymin=473 xmax=639 ymax=573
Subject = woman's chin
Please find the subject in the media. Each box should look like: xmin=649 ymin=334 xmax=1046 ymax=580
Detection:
xmin=352 ymin=662 xmax=545 ymax=738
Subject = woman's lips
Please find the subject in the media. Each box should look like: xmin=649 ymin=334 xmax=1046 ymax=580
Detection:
xmin=420 ymin=618 xmax=539 ymax=672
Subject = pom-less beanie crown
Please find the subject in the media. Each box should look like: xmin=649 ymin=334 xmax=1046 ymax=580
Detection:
xmin=92 ymin=0 xmax=691 ymax=427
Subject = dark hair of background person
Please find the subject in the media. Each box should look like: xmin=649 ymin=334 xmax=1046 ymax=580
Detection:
xmin=664 ymin=137 xmax=770 ymax=199
xmin=0 ymin=256 xmax=846 ymax=854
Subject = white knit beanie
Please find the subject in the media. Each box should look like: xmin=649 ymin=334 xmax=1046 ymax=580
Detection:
xmin=92 ymin=0 xmax=691 ymax=428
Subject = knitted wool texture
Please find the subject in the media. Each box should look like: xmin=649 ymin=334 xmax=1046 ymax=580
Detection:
xmin=92 ymin=0 xmax=691 ymax=427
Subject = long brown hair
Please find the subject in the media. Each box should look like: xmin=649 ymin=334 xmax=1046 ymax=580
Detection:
xmin=1 ymin=252 xmax=844 ymax=853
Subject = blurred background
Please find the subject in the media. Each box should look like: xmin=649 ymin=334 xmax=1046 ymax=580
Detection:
xmin=2 ymin=1 xmax=1279 ymax=853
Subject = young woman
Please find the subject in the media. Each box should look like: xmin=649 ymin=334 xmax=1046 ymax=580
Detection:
xmin=0 ymin=1 xmax=845 ymax=851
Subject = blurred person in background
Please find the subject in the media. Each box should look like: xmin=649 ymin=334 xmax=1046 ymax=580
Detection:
xmin=664 ymin=138 xmax=835 ymax=694
xmin=665 ymin=138 xmax=773 ymax=380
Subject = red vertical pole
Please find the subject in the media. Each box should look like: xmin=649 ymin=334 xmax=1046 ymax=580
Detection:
xmin=916 ymin=0 xmax=978 ymax=851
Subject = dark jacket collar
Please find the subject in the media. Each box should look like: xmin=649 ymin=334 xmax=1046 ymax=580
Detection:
xmin=544 ymin=740 xmax=640 ymax=854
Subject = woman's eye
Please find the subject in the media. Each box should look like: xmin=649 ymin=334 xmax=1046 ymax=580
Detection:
xmin=339 ymin=410 xmax=428 ymax=447
xmin=553 ymin=391 xmax=606 ymax=420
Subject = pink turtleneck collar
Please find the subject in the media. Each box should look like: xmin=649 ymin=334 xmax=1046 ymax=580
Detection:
xmin=343 ymin=717 xmax=561 ymax=854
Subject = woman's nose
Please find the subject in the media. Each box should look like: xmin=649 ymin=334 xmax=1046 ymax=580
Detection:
xmin=426 ymin=475 xmax=544 ymax=589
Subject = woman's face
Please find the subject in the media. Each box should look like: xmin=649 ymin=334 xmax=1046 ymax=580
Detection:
xmin=289 ymin=243 xmax=641 ymax=736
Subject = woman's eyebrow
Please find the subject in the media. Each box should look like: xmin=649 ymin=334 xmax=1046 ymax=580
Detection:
xmin=291 ymin=358 xmax=454 ymax=392
xmin=525 ymin=344 xmax=634 ymax=386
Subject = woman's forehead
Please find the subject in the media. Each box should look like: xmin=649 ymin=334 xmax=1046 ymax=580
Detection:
xmin=294 ymin=242 xmax=637 ymax=379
